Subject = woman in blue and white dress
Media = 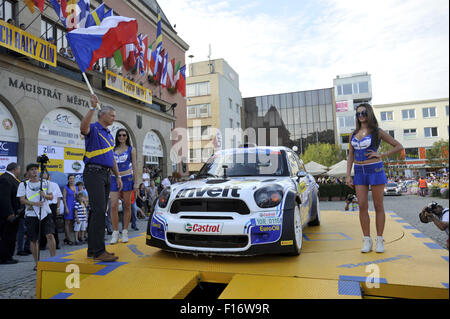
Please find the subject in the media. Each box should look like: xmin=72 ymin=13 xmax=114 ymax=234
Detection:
xmin=346 ymin=103 xmax=403 ymax=253
xmin=109 ymin=129 xmax=138 ymax=244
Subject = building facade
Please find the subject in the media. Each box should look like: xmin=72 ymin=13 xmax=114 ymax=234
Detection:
xmin=243 ymin=88 xmax=337 ymax=153
xmin=373 ymin=98 xmax=449 ymax=177
xmin=186 ymin=59 xmax=242 ymax=173
xmin=0 ymin=0 xmax=189 ymax=180
xmin=333 ymin=72 xmax=372 ymax=153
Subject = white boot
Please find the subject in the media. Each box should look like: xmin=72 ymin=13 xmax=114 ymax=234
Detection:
xmin=110 ymin=230 xmax=120 ymax=244
xmin=361 ymin=236 xmax=373 ymax=253
xmin=122 ymin=229 xmax=128 ymax=243
xmin=375 ymin=236 xmax=385 ymax=253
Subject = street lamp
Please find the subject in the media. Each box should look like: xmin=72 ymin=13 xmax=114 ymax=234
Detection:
xmin=163 ymin=103 xmax=177 ymax=113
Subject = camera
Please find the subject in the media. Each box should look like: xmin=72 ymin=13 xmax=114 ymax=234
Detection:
xmin=37 ymin=153 xmax=50 ymax=165
xmin=419 ymin=202 xmax=442 ymax=223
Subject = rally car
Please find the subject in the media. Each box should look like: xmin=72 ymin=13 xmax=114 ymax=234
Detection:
xmin=146 ymin=146 xmax=320 ymax=256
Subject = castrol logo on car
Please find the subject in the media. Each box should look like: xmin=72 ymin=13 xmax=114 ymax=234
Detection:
xmin=185 ymin=223 xmax=223 ymax=234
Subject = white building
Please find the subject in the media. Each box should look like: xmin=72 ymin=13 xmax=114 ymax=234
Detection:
xmin=373 ymin=98 xmax=449 ymax=177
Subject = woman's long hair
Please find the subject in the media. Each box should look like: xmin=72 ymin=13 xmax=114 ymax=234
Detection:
xmin=354 ymin=103 xmax=380 ymax=148
xmin=115 ymin=128 xmax=131 ymax=148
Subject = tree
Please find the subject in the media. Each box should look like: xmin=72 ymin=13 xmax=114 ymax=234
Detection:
xmin=300 ymin=143 xmax=345 ymax=167
xmin=426 ymin=139 xmax=449 ymax=167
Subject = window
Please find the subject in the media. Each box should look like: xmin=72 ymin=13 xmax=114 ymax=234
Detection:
xmin=446 ymin=105 xmax=449 ymax=116
xmin=188 ymin=127 xmax=201 ymax=140
xmin=229 ymin=98 xmax=233 ymax=109
xmin=380 ymin=111 xmax=393 ymax=121
xmin=358 ymin=81 xmax=369 ymax=93
xmin=403 ymin=128 xmax=416 ymax=138
xmin=187 ymin=106 xmax=197 ymax=119
xmin=189 ymin=148 xmax=201 ymax=163
xmin=405 ymin=148 xmax=419 ymax=160
xmin=424 ymin=127 xmax=438 ymax=138
xmin=229 ymin=119 xmax=233 ymax=128
xmin=186 ymin=82 xmax=210 ymax=97
xmin=287 ymin=152 xmax=300 ymax=176
xmin=337 ymin=85 xmax=343 ymax=95
xmin=352 ymin=83 xmax=359 ymax=95
xmin=0 ymin=0 xmax=14 ymax=23
xmin=387 ymin=130 xmax=395 ymax=138
xmin=341 ymin=135 xmax=350 ymax=144
xmin=402 ymin=109 xmax=415 ymax=120
xmin=201 ymin=126 xmax=210 ymax=139
xmin=236 ymin=103 xmax=240 ymax=114
xmin=422 ymin=107 xmax=436 ymax=118
xmin=343 ymin=84 xmax=353 ymax=95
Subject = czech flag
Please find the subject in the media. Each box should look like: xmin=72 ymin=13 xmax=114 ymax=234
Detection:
xmin=66 ymin=16 xmax=138 ymax=73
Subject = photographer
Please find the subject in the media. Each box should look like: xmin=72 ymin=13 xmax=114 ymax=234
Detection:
xmin=419 ymin=202 xmax=449 ymax=249
xmin=0 ymin=163 xmax=22 ymax=264
xmin=17 ymin=163 xmax=56 ymax=270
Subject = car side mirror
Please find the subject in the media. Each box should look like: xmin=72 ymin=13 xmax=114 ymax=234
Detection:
xmin=297 ymin=171 xmax=307 ymax=180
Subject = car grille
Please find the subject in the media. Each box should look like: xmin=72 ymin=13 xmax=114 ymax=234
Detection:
xmin=167 ymin=233 xmax=248 ymax=248
xmin=170 ymin=198 xmax=250 ymax=215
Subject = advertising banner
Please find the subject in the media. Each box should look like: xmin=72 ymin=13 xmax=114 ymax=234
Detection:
xmin=105 ymin=70 xmax=152 ymax=104
xmin=336 ymin=101 xmax=349 ymax=112
xmin=0 ymin=19 xmax=57 ymax=67
xmin=143 ymin=131 xmax=163 ymax=157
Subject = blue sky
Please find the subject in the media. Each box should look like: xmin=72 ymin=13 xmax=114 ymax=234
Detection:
xmin=158 ymin=0 xmax=449 ymax=104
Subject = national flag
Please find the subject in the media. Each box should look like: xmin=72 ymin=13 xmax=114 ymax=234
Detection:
xmin=85 ymin=3 xmax=105 ymax=28
xmin=146 ymin=44 xmax=155 ymax=76
xmin=137 ymin=34 xmax=148 ymax=76
xmin=24 ymin=0 xmax=45 ymax=14
xmin=160 ymin=52 xmax=168 ymax=87
xmin=166 ymin=58 xmax=175 ymax=88
xmin=175 ymin=65 xmax=186 ymax=97
xmin=154 ymin=9 xmax=162 ymax=51
xmin=66 ymin=16 xmax=138 ymax=73
xmin=154 ymin=48 xmax=165 ymax=83
xmin=124 ymin=43 xmax=137 ymax=71
xmin=49 ymin=0 xmax=68 ymax=25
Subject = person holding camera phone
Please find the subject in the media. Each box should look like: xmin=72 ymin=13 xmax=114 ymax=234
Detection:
xmin=0 ymin=163 xmax=22 ymax=264
xmin=17 ymin=163 xmax=56 ymax=270
xmin=419 ymin=202 xmax=449 ymax=249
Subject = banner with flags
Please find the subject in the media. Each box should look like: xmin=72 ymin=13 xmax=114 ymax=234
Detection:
xmin=66 ymin=16 xmax=138 ymax=73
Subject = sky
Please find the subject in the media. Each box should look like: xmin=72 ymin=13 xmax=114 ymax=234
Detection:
xmin=158 ymin=0 xmax=449 ymax=104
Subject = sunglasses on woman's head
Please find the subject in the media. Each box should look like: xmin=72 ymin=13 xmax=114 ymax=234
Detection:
xmin=356 ymin=111 xmax=368 ymax=118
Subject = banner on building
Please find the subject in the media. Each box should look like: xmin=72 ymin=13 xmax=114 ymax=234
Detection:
xmin=105 ymin=70 xmax=152 ymax=104
xmin=0 ymin=141 xmax=18 ymax=174
xmin=0 ymin=19 xmax=57 ymax=67
xmin=336 ymin=101 xmax=349 ymax=112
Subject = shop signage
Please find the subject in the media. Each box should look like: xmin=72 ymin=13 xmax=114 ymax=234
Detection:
xmin=105 ymin=70 xmax=152 ymax=105
xmin=143 ymin=131 xmax=163 ymax=158
xmin=0 ymin=19 xmax=57 ymax=67
xmin=336 ymin=101 xmax=349 ymax=112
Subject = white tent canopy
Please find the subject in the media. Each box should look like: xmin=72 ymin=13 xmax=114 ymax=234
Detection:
xmin=304 ymin=161 xmax=327 ymax=176
xmin=326 ymin=160 xmax=354 ymax=177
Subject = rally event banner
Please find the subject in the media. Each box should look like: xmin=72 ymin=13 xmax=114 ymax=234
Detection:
xmin=105 ymin=70 xmax=152 ymax=105
xmin=0 ymin=19 xmax=57 ymax=67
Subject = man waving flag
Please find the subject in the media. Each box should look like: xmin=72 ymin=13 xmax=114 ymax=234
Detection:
xmin=66 ymin=16 xmax=138 ymax=73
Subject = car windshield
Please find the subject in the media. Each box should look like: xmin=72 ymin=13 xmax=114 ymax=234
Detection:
xmin=197 ymin=148 xmax=289 ymax=177
xmin=387 ymin=183 xmax=398 ymax=187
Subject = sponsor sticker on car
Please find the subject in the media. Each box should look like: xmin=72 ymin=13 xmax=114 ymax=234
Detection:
xmin=184 ymin=223 xmax=223 ymax=234
xmin=255 ymin=217 xmax=282 ymax=226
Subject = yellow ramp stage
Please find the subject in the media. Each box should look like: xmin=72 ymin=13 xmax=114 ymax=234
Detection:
xmin=37 ymin=210 xmax=449 ymax=299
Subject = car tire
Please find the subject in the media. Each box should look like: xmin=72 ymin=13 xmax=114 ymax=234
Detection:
xmin=288 ymin=205 xmax=302 ymax=256
xmin=308 ymin=194 xmax=320 ymax=226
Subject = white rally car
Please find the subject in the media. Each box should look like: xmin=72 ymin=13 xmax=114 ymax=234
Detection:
xmin=146 ymin=146 xmax=320 ymax=256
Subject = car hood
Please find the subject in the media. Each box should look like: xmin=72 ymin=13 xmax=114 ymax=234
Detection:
xmin=169 ymin=176 xmax=294 ymax=202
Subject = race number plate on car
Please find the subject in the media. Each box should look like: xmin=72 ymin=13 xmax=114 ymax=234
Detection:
xmin=255 ymin=217 xmax=282 ymax=226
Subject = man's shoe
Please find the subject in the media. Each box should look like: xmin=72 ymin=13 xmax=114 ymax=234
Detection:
xmin=88 ymin=251 xmax=115 ymax=258
xmin=94 ymin=252 xmax=118 ymax=262
xmin=375 ymin=236 xmax=385 ymax=253
xmin=361 ymin=236 xmax=373 ymax=253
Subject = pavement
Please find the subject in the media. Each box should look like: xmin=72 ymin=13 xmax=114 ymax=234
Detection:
xmin=0 ymin=194 xmax=448 ymax=299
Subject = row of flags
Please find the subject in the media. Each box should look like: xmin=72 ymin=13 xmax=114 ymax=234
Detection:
xmin=22 ymin=0 xmax=186 ymax=97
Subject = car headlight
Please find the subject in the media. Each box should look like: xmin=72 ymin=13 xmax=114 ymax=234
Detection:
xmin=158 ymin=187 xmax=171 ymax=208
xmin=254 ymin=184 xmax=284 ymax=208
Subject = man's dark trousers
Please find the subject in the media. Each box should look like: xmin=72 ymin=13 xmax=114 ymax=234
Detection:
xmin=0 ymin=218 xmax=19 ymax=262
xmin=83 ymin=165 xmax=110 ymax=258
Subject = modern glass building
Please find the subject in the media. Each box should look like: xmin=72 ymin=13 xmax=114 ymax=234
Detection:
xmin=243 ymin=88 xmax=337 ymax=152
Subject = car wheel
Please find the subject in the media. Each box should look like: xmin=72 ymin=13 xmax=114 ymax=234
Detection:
xmin=308 ymin=194 xmax=320 ymax=226
xmin=288 ymin=205 xmax=302 ymax=256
